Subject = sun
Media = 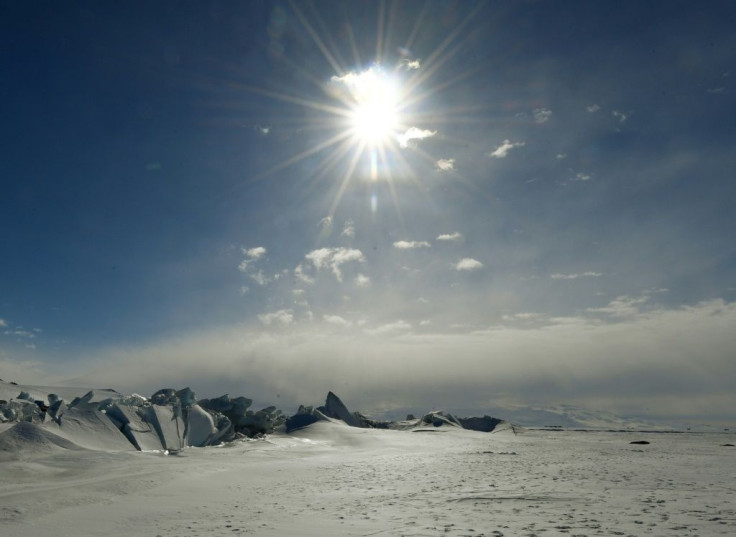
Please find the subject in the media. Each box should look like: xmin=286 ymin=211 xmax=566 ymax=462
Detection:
xmin=345 ymin=69 xmax=401 ymax=147
xmin=331 ymin=67 xmax=403 ymax=149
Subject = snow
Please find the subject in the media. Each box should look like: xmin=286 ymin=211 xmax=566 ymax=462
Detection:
xmin=1 ymin=380 xmax=735 ymax=536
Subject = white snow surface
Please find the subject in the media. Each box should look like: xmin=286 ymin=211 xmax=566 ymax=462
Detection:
xmin=1 ymin=381 xmax=735 ymax=536
xmin=1 ymin=422 xmax=734 ymax=535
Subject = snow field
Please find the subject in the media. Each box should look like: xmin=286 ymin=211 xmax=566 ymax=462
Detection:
xmin=1 ymin=421 xmax=734 ymax=536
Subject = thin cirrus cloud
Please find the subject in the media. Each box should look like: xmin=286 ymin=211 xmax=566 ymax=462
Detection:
xmin=455 ymin=258 xmax=483 ymax=271
xmin=397 ymin=127 xmax=437 ymax=148
xmin=488 ymin=139 xmax=526 ymax=158
xmin=550 ymin=272 xmax=602 ymax=280
xmin=393 ymin=240 xmax=431 ymax=249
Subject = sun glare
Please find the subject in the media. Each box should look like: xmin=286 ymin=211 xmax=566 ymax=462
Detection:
xmin=333 ymin=68 xmax=402 ymax=148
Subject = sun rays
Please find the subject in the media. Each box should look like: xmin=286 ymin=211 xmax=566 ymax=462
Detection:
xmin=237 ymin=2 xmax=487 ymax=222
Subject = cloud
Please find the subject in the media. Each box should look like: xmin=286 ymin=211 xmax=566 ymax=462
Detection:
xmin=5 ymin=329 xmax=36 ymax=339
xmin=0 ymin=319 xmax=7 ymax=328
xmin=533 ymin=108 xmax=552 ymax=123
xmin=364 ymin=320 xmax=412 ymax=336
xmin=502 ymin=312 xmax=542 ymax=321
xmin=256 ymin=125 xmax=270 ymax=135
xmin=305 ymin=247 xmax=365 ymax=282
xmin=56 ymin=299 xmax=736 ymax=423
xmin=249 ymin=270 xmax=270 ymax=286
xmin=436 ymin=232 xmax=463 ymax=242
xmin=488 ymin=139 xmax=526 ymax=158
xmin=258 ymin=309 xmax=294 ymax=326
xmin=239 ymin=286 xmax=250 ymax=296
xmin=294 ymin=264 xmax=315 ymax=285
xmin=571 ymin=172 xmax=592 ymax=181
xmin=354 ymin=273 xmax=371 ymax=287
xmin=397 ymin=127 xmax=437 ymax=148
xmin=238 ymin=246 xmax=267 ymax=273
xmin=393 ymin=240 xmax=431 ymax=250
xmin=550 ymin=272 xmax=603 ymax=280
xmin=587 ymin=295 xmax=650 ymax=318
xmin=435 ymin=158 xmax=455 ymax=171
xmin=400 ymin=58 xmax=421 ymax=70
xmin=455 ymin=258 xmax=483 ymax=271
xmin=556 ymin=153 xmax=567 ymax=159
xmin=612 ymin=110 xmax=628 ymax=123
xmin=319 ymin=216 xmax=333 ymax=236
xmin=586 ymin=104 xmax=601 ymax=112
xmin=244 ymin=246 xmax=266 ymax=260
xmin=323 ymin=314 xmax=351 ymax=327
xmin=341 ymin=219 xmax=355 ymax=239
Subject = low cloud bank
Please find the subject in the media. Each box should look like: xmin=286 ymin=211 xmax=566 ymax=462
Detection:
xmin=11 ymin=299 xmax=736 ymax=424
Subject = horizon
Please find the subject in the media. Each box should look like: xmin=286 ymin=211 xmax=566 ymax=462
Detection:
xmin=2 ymin=1 xmax=735 ymax=427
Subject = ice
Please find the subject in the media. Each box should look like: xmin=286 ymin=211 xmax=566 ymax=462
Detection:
xmin=105 ymin=402 xmax=164 ymax=451
xmin=47 ymin=401 xmax=136 ymax=451
xmin=143 ymin=404 xmax=185 ymax=452
xmin=184 ymin=404 xmax=217 ymax=447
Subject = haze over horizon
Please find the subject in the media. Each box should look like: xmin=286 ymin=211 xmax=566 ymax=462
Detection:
xmin=2 ymin=1 xmax=735 ymax=426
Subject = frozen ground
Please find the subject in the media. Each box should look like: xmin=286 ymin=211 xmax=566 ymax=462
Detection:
xmin=1 ymin=420 xmax=734 ymax=537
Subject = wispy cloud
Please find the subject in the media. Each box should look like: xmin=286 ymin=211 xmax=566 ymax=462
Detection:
xmin=533 ymin=108 xmax=552 ymax=123
xmin=550 ymin=272 xmax=602 ymax=280
xmin=60 ymin=299 xmax=736 ymax=423
xmin=364 ymin=320 xmax=412 ymax=336
xmin=435 ymin=158 xmax=455 ymax=171
xmin=294 ymin=264 xmax=315 ymax=285
xmin=393 ymin=240 xmax=431 ymax=249
xmin=319 ymin=216 xmax=333 ymax=235
xmin=341 ymin=219 xmax=355 ymax=238
xmin=305 ymin=247 xmax=365 ymax=282
xmin=400 ymin=58 xmax=421 ymax=70
xmin=556 ymin=153 xmax=567 ymax=159
xmin=571 ymin=172 xmax=592 ymax=181
xmin=0 ymin=318 xmax=7 ymax=328
xmin=587 ymin=295 xmax=649 ymax=317
xmin=436 ymin=232 xmax=463 ymax=242
xmin=455 ymin=258 xmax=483 ymax=271
xmin=488 ymin=139 xmax=526 ymax=158
xmin=258 ymin=309 xmax=294 ymax=326
xmin=586 ymin=104 xmax=601 ymax=113
xmin=502 ymin=312 xmax=542 ymax=322
xmin=354 ymin=273 xmax=371 ymax=287
xmin=238 ymin=246 xmax=267 ymax=272
xmin=612 ymin=110 xmax=628 ymax=123
xmin=397 ymin=127 xmax=437 ymax=148
xmin=323 ymin=314 xmax=351 ymax=327
xmin=249 ymin=270 xmax=270 ymax=286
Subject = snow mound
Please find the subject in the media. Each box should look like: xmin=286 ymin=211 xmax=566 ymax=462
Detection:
xmin=0 ymin=421 xmax=87 ymax=456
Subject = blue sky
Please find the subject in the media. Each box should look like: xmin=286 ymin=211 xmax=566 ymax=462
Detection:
xmin=2 ymin=1 xmax=735 ymax=425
